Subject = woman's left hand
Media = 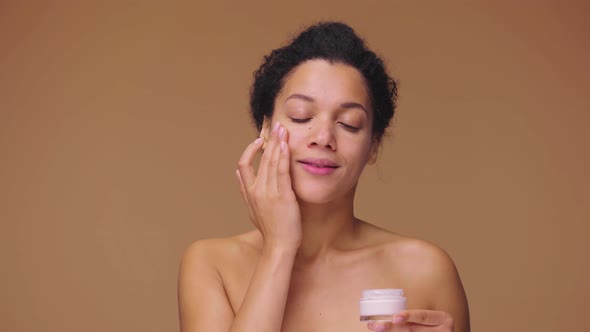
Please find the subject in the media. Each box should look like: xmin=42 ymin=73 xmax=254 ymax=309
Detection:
xmin=367 ymin=310 xmax=454 ymax=332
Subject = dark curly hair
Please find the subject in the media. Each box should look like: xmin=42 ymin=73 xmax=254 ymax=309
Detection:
xmin=249 ymin=21 xmax=397 ymax=143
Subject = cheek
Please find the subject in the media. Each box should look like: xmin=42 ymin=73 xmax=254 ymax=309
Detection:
xmin=345 ymin=142 xmax=374 ymax=166
xmin=284 ymin=124 xmax=308 ymax=148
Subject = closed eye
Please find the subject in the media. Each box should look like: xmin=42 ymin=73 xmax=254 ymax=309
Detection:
xmin=339 ymin=122 xmax=360 ymax=132
xmin=290 ymin=117 xmax=311 ymax=124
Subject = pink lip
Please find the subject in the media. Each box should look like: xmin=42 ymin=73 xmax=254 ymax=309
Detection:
xmin=297 ymin=158 xmax=339 ymax=175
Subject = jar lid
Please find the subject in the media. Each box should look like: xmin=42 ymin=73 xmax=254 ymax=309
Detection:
xmin=361 ymin=289 xmax=404 ymax=300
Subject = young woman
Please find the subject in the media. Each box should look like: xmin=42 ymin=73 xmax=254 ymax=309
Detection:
xmin=178 ymin=22 xmax=470 ymax=332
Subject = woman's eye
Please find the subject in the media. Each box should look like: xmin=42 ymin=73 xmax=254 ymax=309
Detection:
xmin=290 ymin=118 xmax=310 ymax=124
xmin=339 ymin=122 xmax=360 ymax=132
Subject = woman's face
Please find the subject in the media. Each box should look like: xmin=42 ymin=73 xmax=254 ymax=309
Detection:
xmin=263 ymin=59 xmax=377 ymax=204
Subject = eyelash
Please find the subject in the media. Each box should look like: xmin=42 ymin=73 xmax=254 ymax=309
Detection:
xmin=290 ymin=118 xmax=310 ymax=124
xmin=289 ymin=118 xmax=360 ymax=132
xmin=340 ymin=123 xmax=360 ymax=132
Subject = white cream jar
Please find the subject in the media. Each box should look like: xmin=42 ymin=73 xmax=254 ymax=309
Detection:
xmin=359 ymin=289 xmax=407 ymax=322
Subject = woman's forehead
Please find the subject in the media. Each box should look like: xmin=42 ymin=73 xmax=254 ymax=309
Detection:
xmin=279 ymin=59 xmax=371 ymax=109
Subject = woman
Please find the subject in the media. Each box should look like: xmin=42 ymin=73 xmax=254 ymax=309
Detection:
xmin=178 ymin=22 xmax=470 ymax=332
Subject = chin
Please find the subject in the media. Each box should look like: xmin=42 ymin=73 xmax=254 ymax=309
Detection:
xmin=294 ymin=190 xmax=335 ymax=205
xmin=291 ymin=180 xmax=354 ymax=205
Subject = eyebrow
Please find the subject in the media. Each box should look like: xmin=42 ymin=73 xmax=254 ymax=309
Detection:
xmin=284 ymin=93 xmax=368 ymax=114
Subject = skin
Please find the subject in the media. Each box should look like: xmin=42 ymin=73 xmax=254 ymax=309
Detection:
xmin=178 ymin=60 xmax=470 ymax=332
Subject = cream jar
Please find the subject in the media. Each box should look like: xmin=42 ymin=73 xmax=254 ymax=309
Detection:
xmin=359 ymin=289 xmax=406 ymax=322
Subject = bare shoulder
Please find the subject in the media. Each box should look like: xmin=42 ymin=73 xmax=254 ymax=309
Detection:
xmin=178 ymin=231 xmax=261 ymax=331
xmin=390 ymin=236 xmax=458 ymax=282
xmin=358 ymin=222 xmax=458 ymax=280
xmin=180 ymin=230 xmax=261 ymax=270
xmin=396 ymin=237 xmax=470 ymax=331
xmin=362 ymin=223 xmax=470 ymax=331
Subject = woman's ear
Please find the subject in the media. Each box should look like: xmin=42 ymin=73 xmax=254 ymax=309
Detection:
xmin=259 ymin=117 xmax=272 ymax=149
xmin=367 ymin=138 xmax=380 ymax=165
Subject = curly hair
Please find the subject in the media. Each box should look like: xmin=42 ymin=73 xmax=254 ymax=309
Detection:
xmin=249 ymin=21 xmax=397 ymax=143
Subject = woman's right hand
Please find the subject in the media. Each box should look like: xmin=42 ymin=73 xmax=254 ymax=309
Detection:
xmin=236 ymin=122 xmax=302 ymax=251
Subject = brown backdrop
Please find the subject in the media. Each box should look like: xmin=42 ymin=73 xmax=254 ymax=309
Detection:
xmin=1 ymin=1 xmax=588 ymax=332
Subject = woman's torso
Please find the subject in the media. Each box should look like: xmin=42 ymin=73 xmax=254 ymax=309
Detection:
xmin=214 ymin=223 xmax=435 ymax=332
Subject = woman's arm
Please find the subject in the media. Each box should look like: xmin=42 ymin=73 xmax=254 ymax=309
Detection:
xmin=178 ymin=240 xmax=234 ymax=332
xmin=179 ymin=123 xmax=300 ymax=332
xmin=367 ymin=241 xmax=470 ymax=332
xmin=178 ymin=240 xmax=297 ymax=332
xmin=417 ymin=244 xmax=470 ymax=332
xmin=228 ymin=245 xmax=297 ymax=332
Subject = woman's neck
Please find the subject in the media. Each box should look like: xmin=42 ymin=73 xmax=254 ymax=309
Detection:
xmin=294 ymin=195 xmax=359 ymax=265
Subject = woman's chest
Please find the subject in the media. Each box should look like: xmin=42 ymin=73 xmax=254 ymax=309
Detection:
xmin=281 ymin=276 xmax=370 ymax=332
xmin=223 ymin=258 xmax=403 ymax=332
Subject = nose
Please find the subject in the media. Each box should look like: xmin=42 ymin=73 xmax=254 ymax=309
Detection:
xmin=307 ymin=120 xmax=336 ymax=151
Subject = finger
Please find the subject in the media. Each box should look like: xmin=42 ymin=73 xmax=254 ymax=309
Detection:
xmin=267 ymin=125 xmax=285 ymax=192
xmin=235 ymin=169 xmax=250 ymax=205
xmin=257 ymin=121 xmax=280 ymax=188
xmin=366 ymin=321 xmax=392 ymax=332
xmin=393 ymin=310 xmax=451 ymax=326
xmin=277 ymin=128 xmax=292 ymax=194
xmin=237 ymin=137 xmax=264 ymax=187
xmin=235 ymin=169 xmax=256 ymax=221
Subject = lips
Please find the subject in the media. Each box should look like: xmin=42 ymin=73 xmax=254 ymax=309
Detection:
xmin=298 ymin=158 xmax=339 ymax=168
xmin=297 ymin=158 xmax=340 ymax=175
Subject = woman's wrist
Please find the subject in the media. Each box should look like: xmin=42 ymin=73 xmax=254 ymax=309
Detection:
xmin=262 ymin=241 xmax=299 ymax=258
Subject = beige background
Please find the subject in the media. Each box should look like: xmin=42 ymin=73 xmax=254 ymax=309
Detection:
xmin=1 ymin=1 xmax=588 ymax=332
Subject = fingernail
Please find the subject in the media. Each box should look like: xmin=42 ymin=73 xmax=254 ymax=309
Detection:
xmin=279 ymin=126 xmax=285 ymax=138
xmin=254 ymin=137 xmax=263 ymax=144
xmin=392 ymin=315 xmax=405 ymax=324
xmin=372 ymin=323 xmax=387 ymax=332
xmin=273 ymin=121 xmax=280 ymax=132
